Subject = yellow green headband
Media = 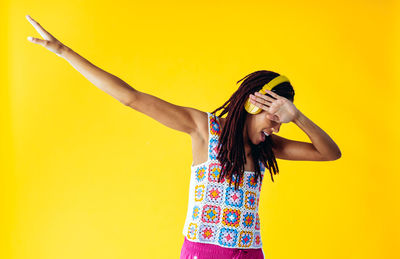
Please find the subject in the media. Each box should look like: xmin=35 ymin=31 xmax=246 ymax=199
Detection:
xmin=244 ymin=75 xmax=290 ymax=114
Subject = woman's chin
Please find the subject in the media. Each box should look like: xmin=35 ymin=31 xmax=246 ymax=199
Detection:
xmin=249 ymin=133 xmax=265 ymax=146
xmin=250 ymin=138 xmax=262 ymax=146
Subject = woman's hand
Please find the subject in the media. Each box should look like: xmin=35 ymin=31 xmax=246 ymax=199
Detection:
xmin=26 ymin=15 xmax=69 ymax=57
xmin=249 ymin=89 xmax=299 ymax=123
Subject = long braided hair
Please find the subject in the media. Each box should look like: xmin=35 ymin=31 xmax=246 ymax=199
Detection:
xmin=210 ymin=70 xmax=295 ymax=190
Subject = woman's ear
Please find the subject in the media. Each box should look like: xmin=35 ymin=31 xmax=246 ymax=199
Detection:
xmin=267 ymin=114 xmax=279 ymax=122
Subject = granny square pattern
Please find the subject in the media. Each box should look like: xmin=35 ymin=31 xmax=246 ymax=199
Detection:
xmin=253 ymin=232 xmax=262 ymax=247
xmin=208 ymin=163 xmax=223 ymax=183
xmin=198 ymin=224 xmax=217 ymax=242
xmin=205 ymin=184 xmax=224 ymax=204
xmin=192 ymin=205 xmax=200 ymax=221
xmin=222 ymin=208 xmax=241 ymax=227
xmin=238 ymin=231 xmax=253 ymax=248
xmin=242 ymin=212 xmax=255 ymax=228
xmin=244 ymin=191 xmax=257 ymax=210
xmin=201 ymin=205 xmax=221 ymax=224
xmin=209 ymin=137 xmax=219 ymax=160
xmin=218 ymin=228 xmax=238 ymax=247
xmin=209 ymin=115 xmax=221 ymax=136
xmin=182 ymin=112 xmax=265 ymax=249
xmin=187 ymin=223 xmax=197 ymax=240
xmin=255 ymin=213 xmax=260 ymax=230
xmin=195 ymin=185 xmax=205 ymax=202
xmin=195 ymin=165 xmax=207 ymax=182
xmin=245 ymin=173 xmax=258 ymax=189
xmin=225 ymin=187 xmax=244 ymax=208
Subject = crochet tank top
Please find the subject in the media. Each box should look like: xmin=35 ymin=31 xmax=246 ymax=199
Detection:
xmin=182 ymin=112 xmax=265 ymax=249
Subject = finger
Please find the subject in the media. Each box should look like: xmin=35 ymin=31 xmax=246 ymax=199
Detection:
xmin=27 ymin=36 xmax=49 ymax=46
xmin=250 ymin=94 xmax=272 ymax=106
xmin=264 ymin=89 xmax=280 ymax=99
xmin=254 ymin=92 xmax=277 ymax=102
xmin=250 ymin=98 xmax=271 ymax=112
xmin=26 ymin=15 xmax=56 ymax=41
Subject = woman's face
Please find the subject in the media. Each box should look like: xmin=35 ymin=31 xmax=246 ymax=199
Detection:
xmin=244 ymin=110 xmax=281 ymax=145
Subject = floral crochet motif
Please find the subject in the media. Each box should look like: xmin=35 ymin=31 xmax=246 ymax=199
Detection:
xmin=182 ymin=112 xmax=265 ymax=249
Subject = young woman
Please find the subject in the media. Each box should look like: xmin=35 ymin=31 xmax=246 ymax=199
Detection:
xmin=26 ymin=15 xmax=341 ymax=259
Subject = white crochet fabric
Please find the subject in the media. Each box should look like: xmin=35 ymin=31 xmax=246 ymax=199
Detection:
xmin=182 ymin=112 xmax=265 ymax=249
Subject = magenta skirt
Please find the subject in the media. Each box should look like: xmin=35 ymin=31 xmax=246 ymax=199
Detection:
xmin=180 ymin=237 xmax=264 ymax=259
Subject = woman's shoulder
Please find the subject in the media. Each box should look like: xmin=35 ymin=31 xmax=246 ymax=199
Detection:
xmin=190 ymin=110 xmax=225 ymax=139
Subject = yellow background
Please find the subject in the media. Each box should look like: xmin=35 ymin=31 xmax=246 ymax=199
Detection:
xmin=1 ymin=0 xmax=399 ymax=258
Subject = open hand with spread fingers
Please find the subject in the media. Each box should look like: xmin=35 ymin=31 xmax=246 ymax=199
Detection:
xmin=249 ymin=89 xmax=299 ymax=124
xmin=26 ymin=15 xmax=69 ymax=57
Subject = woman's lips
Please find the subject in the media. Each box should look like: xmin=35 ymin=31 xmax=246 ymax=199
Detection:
xmin=260 ymin=131 xmax=266 ymax=142
xmin=261 ymin=131 xmax=271 ymax=142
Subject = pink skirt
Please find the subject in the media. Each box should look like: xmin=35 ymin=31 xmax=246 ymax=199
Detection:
xmin=180 ymin=237 xmax=265 ymax=259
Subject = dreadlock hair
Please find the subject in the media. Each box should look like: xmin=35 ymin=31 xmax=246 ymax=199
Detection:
xmin=210 ymin=70 xmax=295 ymax=190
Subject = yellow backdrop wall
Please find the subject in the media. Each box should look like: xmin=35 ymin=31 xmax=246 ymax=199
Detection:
xmin=1 ymin=1 xmax=399 ymax=258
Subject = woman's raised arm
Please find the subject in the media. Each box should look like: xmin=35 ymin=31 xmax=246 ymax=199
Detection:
xmin=26 ymin=15 xmax=205 ymax=135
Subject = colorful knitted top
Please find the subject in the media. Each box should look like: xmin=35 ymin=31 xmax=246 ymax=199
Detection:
xmin=182 ymin=112 xmax=265 ymax=249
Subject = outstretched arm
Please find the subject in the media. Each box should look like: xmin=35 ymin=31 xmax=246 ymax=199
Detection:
xmin=26 ymin=15 xmax=204 ymax=135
